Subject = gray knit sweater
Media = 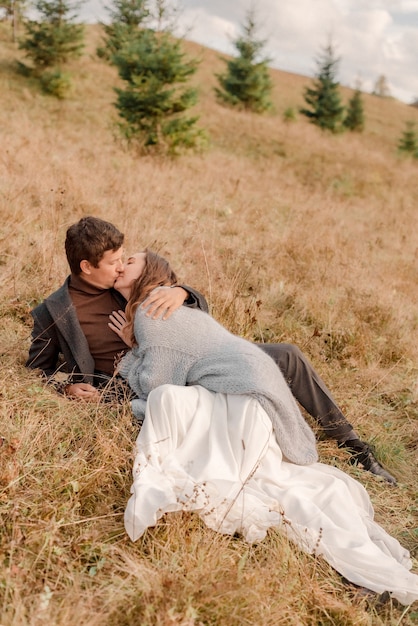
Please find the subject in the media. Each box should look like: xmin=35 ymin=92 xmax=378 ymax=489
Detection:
xmin=118 ymin=304 xmax=318 ymax=465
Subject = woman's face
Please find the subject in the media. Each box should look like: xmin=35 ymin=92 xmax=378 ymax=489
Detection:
xmin=114 ymin=252 xmax=146 ymax=296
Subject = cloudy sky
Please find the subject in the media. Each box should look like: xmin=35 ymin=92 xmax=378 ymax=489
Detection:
xmin=83 ymin=0 xmax=418 ymax=104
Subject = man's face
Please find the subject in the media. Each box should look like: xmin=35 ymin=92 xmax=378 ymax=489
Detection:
xmin=80 ymin=247 xmax=124 ymax=289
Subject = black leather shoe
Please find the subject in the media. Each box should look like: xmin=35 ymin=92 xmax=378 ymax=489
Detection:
xmin=339 ymin=439 xmax=397 ymax=485
xmin=349 ymin=585 xmax=391 ymax=607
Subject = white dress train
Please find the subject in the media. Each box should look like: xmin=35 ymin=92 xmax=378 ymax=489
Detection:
xmin=124 ymin=384 xmax=418 ymax=606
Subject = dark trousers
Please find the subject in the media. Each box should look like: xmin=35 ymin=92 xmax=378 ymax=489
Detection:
xmin=257 ymin=343 xmax=354 ymax=442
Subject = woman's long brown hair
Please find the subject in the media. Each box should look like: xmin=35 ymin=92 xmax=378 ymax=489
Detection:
xmin=125 ymin=250 xmax=178 ymax=346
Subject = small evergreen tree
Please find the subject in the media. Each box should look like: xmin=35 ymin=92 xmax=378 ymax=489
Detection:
xmin=283 ymin=106 xmax=296 ymax=123
xmin=1 ymin=0 xmax=27 ymax=41
xmin=19 ymin=0 xmax=84 ymax=72
xmin=215 ymin=8 xmax=272 ymax=113
xmin=300 ymin=41 xmax=345 ymax=132
xmin=398 ymin=121 xmax=418 ymax=157
xmin=113 ymin=28 xmax=205 ymax=154
xmin=97 ymin=0 xmax=149 ymax=60
xmin=343 ymin=88 xmax=365 ymax=132
xmin=18 ymin=0 xmax=84 ymax=97
xmin=373 ymin=74 xmax=391 ymax=98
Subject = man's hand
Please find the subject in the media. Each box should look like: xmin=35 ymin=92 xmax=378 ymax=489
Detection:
xmin=141 ymin=286 xmax=187 ymax=320
xmin=65 ymin=382 xmax=100 ymax=401
xmin=108 ymin=310 xmax=132 ymax=346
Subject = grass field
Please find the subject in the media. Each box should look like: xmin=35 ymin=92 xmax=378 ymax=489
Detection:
xmin=1 ymin=22 xmax=417 ymax=625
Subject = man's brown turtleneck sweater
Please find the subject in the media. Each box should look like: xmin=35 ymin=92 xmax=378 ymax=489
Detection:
xmin=69 ymin=274 xmax=128 ymax=376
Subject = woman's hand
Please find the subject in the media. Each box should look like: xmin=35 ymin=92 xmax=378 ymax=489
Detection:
xmin=109 ymin=310 xmax=132 ymax=347
xmin=141 ymin=286 xmax=187 ymax=320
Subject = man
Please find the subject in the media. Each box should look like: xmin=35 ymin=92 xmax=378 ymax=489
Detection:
xmin=26 ymin=216 xmax=396 ymax=484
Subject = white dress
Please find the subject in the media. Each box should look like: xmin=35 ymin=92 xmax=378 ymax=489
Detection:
xmin=124 ymin=384 xmax=418 ymax=606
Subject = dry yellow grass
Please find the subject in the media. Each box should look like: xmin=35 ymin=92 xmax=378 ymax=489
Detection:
xmin=1 ymin=22 xmax=417 ymax=625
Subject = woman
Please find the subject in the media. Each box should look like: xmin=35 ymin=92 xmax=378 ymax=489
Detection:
xmin=112 ymin=250 xmax=418 ymax=606
xmin=113 ymin=250 xmax=318 ymax=467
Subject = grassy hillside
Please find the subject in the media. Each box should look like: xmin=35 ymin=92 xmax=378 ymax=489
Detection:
xmin=1 ymin=23 xmax=417 ymax=625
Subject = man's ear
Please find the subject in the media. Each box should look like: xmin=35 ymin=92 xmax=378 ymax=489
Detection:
xmin=79 ymin=259 xmax=92 ymax=275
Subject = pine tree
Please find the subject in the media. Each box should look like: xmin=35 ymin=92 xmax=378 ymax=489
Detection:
xmin=19 ymin=0 xmax=84 ymax=71
xmin=215 ymin=8 xmax=272 ymax=113
xmin=113 ymin=28 xmax=205 ymax=154
xmin=373 ymin=74 xmax=391 ymax=98
xmin=97 ymin=0 xmax=149 ymax=60
xmin=18 ymin=0 xmax=84 ymax=97
xmin=398 ymin=121 xmax=418 ymax=157
xmin=343 ymin=88 xmax=365 ymax=132
xmin=1 ymin=0 xmax=27 ymax=41
xmin=300 ymin=41 xmax=345 ymax=132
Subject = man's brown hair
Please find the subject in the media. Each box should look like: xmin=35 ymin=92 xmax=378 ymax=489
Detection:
xmin=65 ymin=216 xmax=124 ymax=274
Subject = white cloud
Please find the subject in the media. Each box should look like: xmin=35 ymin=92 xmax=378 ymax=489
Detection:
xmin=180 ymin=7 xmax=238 ymax=54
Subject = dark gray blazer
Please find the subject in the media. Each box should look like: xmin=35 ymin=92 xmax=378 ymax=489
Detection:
xmin=26 ymin=276 xmax=208 ymax=387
